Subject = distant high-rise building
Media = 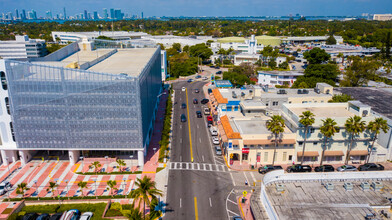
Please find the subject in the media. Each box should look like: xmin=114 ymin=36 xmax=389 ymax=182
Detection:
xmin=93 ymin=11 xmax=98 ymax=20
xmin=110 ymin=8 xmax=115 ymax=19
xmin=22 ymin=9 xmax=26 ymax=20
xmin=114 ymin=9 xmax=123 ymax=20
xmin=88 ymin=12 xmax=92 ymax=20
xmin=141 ymin=12 xmax=143 ymax=19
xmin=15 ymin=9 xmax=19 ymax=19
xmin=84 ymin=10 xmax=88 ymax=20
xmin=31 ymin=10 xmax=37 ymax=19
xmin=7 ymin=12 xmax=13 ymax=20
xmin=63 ymin=7 xmax=67 ymax=20
xmin=46 ymin=11 xmax=52 ymax=19
xmin=103 ymin=8 xmax=108 ymax=19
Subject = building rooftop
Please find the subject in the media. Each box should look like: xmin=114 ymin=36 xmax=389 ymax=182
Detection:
xmin=87 ymin=48 xmax=157 ymax=76
xmin=53 ymin=31 xmax=149 ymax=39
xmin=287 ymin=104 xmax=355 ymax=118
xmin=258 ymin=70 xmax=304 ymax=76
xmin=335 ymin=87 xmax=392 ymax=119
xmin=230 ymin=118 xmax=292 ymax=135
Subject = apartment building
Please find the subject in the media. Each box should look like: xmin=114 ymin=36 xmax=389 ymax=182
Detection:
xmin=0 ymin=35 xmax=47 ymax=59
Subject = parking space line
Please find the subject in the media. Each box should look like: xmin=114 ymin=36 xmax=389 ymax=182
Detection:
xmin=180 ymin=198 xmax=182 ymax=208
xmin=250 ymin=172 xmax=256 ymax=183
xmin=209 ymin=197 xmax=212 ymax=207
xmin=230 ymin=172 xmax=236 ymax=186
xmin=227 ymin=199 xmax=237 ymax=205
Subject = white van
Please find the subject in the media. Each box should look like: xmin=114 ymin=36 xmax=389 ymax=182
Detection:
xmin=209 ymin=126 xmax=218 ymax=136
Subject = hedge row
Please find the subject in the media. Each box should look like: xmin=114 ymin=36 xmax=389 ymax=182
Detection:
xmin=159 ymin=88 xmax=173 ymax=162
xmin=76 ymin=171 xmax=142 ymax=175
xmin=4 ymin=194 xmax=128 ymax=202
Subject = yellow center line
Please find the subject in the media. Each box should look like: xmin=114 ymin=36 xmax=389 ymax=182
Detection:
xmin=185 ymin=88 xmax=194 ymax=162
xmin=194 ymin=197 xmax=199 ymax=220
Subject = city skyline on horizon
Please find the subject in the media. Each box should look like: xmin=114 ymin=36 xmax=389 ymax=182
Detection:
xmin=0 ymin=0 xmax=391 ymax=19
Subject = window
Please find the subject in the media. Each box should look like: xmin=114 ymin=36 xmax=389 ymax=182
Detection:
xmin=313 ymin=142 xmax=318 ymax=145
xmin=265 ymin=145 xmax=269 ymax=148
xmin=244 ymin=145 xmax=248 ymax=148
xmin=250 ymin=145 xmax=255 ymax=148
xmin=284 ymin=144 xmax=288 ymax=147
xmin=290 ymin=144 xmax=293 ymax=147
xmin=288 ymin=101 xmax=292 ymax=104
xmin=302 ymin=101 xmax=307 ymax=104
xmin=264 ymin=152 xmax=268 ymax=162
xmin=272 ymin=101 xmax=278 ymax=106
xmin=310 ymin=127 xmax=315 ymax=133
xmin=288 ymin=155 xmax=293 ymax=160
xmin=5 ymin=97 xmax=10 ymax=115
xmin=282 ymin=152 xmax=287 ymax=161
xmin=0 ymin=71 xmax=7 ymax=90
xmin=298 ymin=142 xmax=303 ymax=145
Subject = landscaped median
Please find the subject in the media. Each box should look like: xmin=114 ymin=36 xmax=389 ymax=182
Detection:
xmin=159 ymin=88 xmax=173 ymax=163
xmin=75 ymin=171 xmax=142 ymax=175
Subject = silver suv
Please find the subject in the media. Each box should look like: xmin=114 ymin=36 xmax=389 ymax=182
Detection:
xmin=0 ymin=181 xmax=11 ymax=195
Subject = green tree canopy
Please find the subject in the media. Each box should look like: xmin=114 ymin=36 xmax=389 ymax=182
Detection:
xmin=303 ymin=48 xmax=330 ymax=64
xmin=304 ymin=63 xmax=340 ymax=80
xmin=189 ymin=43 xmax=213 ymax=60
xmin=326 ymin=34 xmax=337 ymax=45
xmin=328 ymin=94 xmax=353 ymax=103
xmin=340 ymin=58 xmax=380 ymax=87
xmin=96 ymin=35 xmax=114 ymax=40
xmin=172 ymin=43 xmax=182 ymax=52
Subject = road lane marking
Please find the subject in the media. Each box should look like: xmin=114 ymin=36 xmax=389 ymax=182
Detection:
xmin=180 ymin=198 xmax=182 ymax=208
xmin=227 ymin=210 xmax=239 ymax=216
xmin=180 ymin=138 xmax=182 ymax=143
xmin=194 ymin=197 xmax=199 ymax=220
xmin=180 ymin=125 xmax=182 ymax=129
xmin=230 ymin=172 xmax=236 ymax=186
xmin=243 ymin=172 xmax=249 ymax=185
xmin=185 ymin=88 xmax=194 ymax=162
xmin=227 ymin=198 xmax=237 ymax=205
xmin=180 ymin=156 xmax=182 ymax=162
xmin=209 ymin=197 xmax=212 ymax=207
xmin=197 ymin=124 xmax=199 ymax=129
xmin=202 ymin=155 xmax=205 ymax=162
xmin=250 ymin=172 xmax=256 ymax=183
xmin=199 ymin=138 xmax=201 ymax=143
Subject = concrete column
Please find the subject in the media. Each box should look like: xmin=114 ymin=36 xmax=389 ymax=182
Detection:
xmin=68 ymin=150 xmax=80 ymax=166
xmin=1 ymin=150 xmax=18 ymax=165
xmin=138 ymin=150 xmax=144 ymax=168
xmin=19 ymin=150 xmax=32 ymax=166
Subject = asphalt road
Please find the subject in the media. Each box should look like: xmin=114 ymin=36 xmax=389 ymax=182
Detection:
xmin=165 ymin=80 xmax=234 ymax=220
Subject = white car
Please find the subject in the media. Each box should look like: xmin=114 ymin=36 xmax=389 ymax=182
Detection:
xmin=337 ymin=165 xmax=357 ymax=172
xmin=182 ymin=87 xmax=186 ymax=92
xmin=0 ymin=181 xmax=11 ymax=195
xmin=209 ymin=127 xmax=218 ymax=136
xmin=202 ymin=77 xmax=208 ymax=80
xmin=80 ymin=212 xmax=94 ymax=220
xmin=212 ymin=137 xmax=220 ymax=145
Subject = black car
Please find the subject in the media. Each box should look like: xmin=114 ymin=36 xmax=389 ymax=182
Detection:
xmin=258 ymin=165 xmax=283 ymax=174
xmin=196 ymin=111 xmax=202 ymax=118
xmin=201 ymin=98 xmax=209 ymax=104
xmin=36 ymin=214 xmax=50 ymax=220
xmin=208 ymin=88 xmax=213 ymax=94
xmin=359 ymin=163 xmax=385 ymax=171
xmin=193 ymin=99 xmax=198 ymax=104
xmin=215 ymin=66 xmax=220 ymax=69
xmin=181 ymin=114 xmax=187 ymax=122
xmin=187 ymin=79 xmax=193 ymax=83
xmin=23 ymin=213 xmax=39 ymax=220
xmin=286 ymin=165 xmax=312 ymax=173
xmin=314 ymin=165 xmax=335 ymax=172
xmin=48 ymin=213 xmax=63 ymax=220
xmin=216 ymin=71 xmax=222 ymax=74
xmin=181 ymin=103 xmax=186 ymax=109
xmin=195 ymin=89 xmax=200 ymax=93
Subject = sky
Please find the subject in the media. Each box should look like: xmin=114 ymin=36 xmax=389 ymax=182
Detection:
xmin=0 ymin=0 xmax=391 ymax=17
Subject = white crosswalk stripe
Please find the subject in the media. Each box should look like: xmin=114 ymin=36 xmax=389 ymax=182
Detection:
xmin=168 ymin=162 xmax=227 ymax=172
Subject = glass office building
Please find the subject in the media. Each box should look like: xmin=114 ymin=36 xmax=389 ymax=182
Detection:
xmin=0 ymin=47 xmax=162 ymax=166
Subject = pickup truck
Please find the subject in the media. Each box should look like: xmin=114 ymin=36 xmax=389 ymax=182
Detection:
xmin=286 ymin=165 xmax=312 ymax=173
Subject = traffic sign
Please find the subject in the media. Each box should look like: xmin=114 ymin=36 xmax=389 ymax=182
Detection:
xmin=230 ymin=154 xmax=233 ymax=159
xmin=243 ymin=190 xmax=247 ymax=197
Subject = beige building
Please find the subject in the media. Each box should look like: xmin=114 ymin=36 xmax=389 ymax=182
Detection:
xmin=218 ymin=115 xmax=296 ymax=167
xmin=282 ymin=101 xmax=389 ymax=165
xmin=373 ymin=14 xmax=392 ymax=21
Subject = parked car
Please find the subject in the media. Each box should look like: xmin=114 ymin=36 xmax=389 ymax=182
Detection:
xmin=208 ymin=88 xmax=212 ymax=94
xmin=201 ymin=98 xmax=209 ymax=104
xmin=79 ymin=212 xmax=94 ymax=220
xmin=195 ymin=75 xmax=201 ymax=79
xmin=182 ymin=87 xmax=186 ymax=92
xmin=286 ymin=165 xmax=312 ymax=173
xmin=314 ymin=165 xmax=335 ymax=172
xmin=49 ymin=213 xmax=63 ymax=220
xmin=181 ymin=103 xmax=186 ymax=109
xmin=181 ymin=114 xmax=187 ymax=122
xmin=207 ymin=116 xmax=213 ymax=125
xmin=37 ymin=214 xmax=50 ymax=220
xmin=60 ymin=210 xmax=80 ymax=220
xmin=258 ymin=165 xmax=283 ymax=174
xmin=0 ymin=181 xmax=11 ymax=195
xmin=210 ymin=65 xmax=215 ymax=68
xmin=202 ymin=77 xmax=208 ymax=80
xmin=193 ymin=99 xmax=198 ymax=104
xmin=195 ymin=89 xmax=199 ymax=93
xmin=187 ymin=79 xmax=193 ymax=83
xmin=216 ymin=71 xmax=222 ymax=74
xmin=204 ymin=107 xmax=210 ymax=115
xmin=359 ymin=163 xmax=385 ymax=171
xmin=23 ymin=213 xmax=39 ymax=220
xmin=210 ymin=126 xmax=218 ymax=136
xmin=215 ymin=66 xmax=220 ymax=69
xmin=215 ymin=146 xmax=222 ymax=156
xmin=212 ymin=137 xmax=220 ymax=145
xmin=232 ymin=216 xmax=242 ymax=220
xmin=196 ymin=111 xmax=202 ymax=118
xmin=337 ymin=165 xmax=357 ymax=172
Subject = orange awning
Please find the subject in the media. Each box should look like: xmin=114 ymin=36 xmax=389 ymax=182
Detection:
xmin=349 ymin=150 xmax=368 ymax=156
xmin=297 ymin=151 xmax=319 ymax=157
xmin=243 ymin=139 xmax=296 ymax=145
xmin=232 ymin=140 xmax=240 ymax=145
xmin=220 ymin=115 xmax=242 ymax=139
xmin=212 ymin=89 xmax=228 ymax=104
xmin=324 ymin=151 xmax=344 ymax=156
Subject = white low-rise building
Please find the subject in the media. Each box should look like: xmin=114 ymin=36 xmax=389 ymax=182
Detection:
xmin=258 ymin=71 xmax=304 ymax=87
xmin=0 ymin=35 xmax=47 ymax=59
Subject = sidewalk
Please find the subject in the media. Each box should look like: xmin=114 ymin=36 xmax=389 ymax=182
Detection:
xmin=238 ymin=192 xmax=254 ymax=220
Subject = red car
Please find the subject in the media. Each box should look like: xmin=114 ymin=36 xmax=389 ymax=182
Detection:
xmin=207 ymin=116 xmax=213 ymax=124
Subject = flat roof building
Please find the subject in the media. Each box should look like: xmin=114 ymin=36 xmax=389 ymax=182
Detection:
xmin=0 ymin=35 xmax=48 ymax=59
xmin=258 ymin=70 xmax=304 ymax=87
xmin=52 ymin=31 xmax=149 ymax=44
xmin=0 ymin=40 xmax=162 ymax=167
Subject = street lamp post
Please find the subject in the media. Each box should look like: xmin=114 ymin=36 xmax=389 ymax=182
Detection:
xmin=33 ymin=180 xmax=39 ymax=200
xmin=79 ymin=156 xmax=84 ymax=174
xmin=104 ymin=156 xmax=109 ymax=173
xmin=64 ymin=179 xmax=69 ymax=200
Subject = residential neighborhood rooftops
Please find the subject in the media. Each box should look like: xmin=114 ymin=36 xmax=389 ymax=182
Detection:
xmin=286 ymin=104 xmax=355 ymax=118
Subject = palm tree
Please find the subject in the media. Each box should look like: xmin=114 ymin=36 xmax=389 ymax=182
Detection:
xmin=16 ymin=182 xmax=30 ymax=198
xmin=106 ymin=180 xmax=118 ymax=197
xmin=337 ymin=52 xmax=344 ymax=66
xmin=320 ymin=118 xmax=339 ymax=166
xmin=130 ymin=176 xmax=163 ymax=219
xmin=46 ymin=181 xmax=58 ymax=199
xmin=122 ymin=203 xmax=143 ymax=220
xmin=299 ymin=111 xmax=315 ymax=165
xmin=367 ymin=118 xmax=390 ymax=163
xmin=344 ymin=116 xmax=366 ymax=164
xmin=116 ymin=159 xmax=126 ymax=173
xmin=266 ymin=115 xmax=285 ymax=166
xmin=89 ymin=161 xmax=102 ymax=175
xmin=77 ymin=181 xmax=88 ymax=198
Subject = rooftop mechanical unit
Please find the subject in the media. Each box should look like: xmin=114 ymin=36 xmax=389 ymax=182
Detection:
xmin=361 ymin=182 xmax=370 ymax=191
xmin=344 ymin=182 xmax=353 ymax=191
xmin=371 ymin=181 xmax=383 ymax=191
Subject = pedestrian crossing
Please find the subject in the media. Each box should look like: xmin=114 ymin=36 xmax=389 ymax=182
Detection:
xmin=168 ymin=162 xmax=228 ymax=172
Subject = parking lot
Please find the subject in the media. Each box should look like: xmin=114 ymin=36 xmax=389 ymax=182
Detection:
xmin=266 ymin=181 xmax=392 ymax=220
